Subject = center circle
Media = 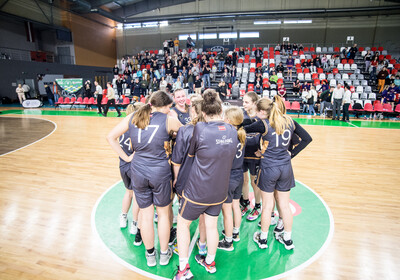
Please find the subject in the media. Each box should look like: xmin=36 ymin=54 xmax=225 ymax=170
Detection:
xmin=91 ymin=180 xmax=334 ymax=280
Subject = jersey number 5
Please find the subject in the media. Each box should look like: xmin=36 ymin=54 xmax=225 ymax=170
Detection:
xmin=137 ymin=125 xmax=159 ymax=144
xmin=272 ymin=130 xmax=291 ymax=147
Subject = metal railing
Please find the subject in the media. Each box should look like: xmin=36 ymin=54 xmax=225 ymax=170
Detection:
xmin=0 ymin=47 xmax=75 ymax=64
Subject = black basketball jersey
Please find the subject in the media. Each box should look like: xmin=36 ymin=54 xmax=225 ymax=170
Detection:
xmin=118 ymin=130 xmax=133 ymax=167
xmin=171 ymin=123 xmax=195 ymax=195
xmin=260 ymin=119 xmax=294 ymax=167
xmin=183 ymin=121 xmax=238 ymax=205
xmin=231 ymin=138 xmax=246 ymax=170
xmin=128 ymin=112 xmax=172 ymax=179
xmin=172 ymin=106 xmax=191 ymax=125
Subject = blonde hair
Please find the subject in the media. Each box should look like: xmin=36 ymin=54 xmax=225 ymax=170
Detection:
xmin=224 ymin=106 xmax=246 ymax=150
xmin=189 ymin=95 xmax=205 ymax=125
xmin=256 ymin=96 xmax=293 ymax=135
xmin=273 ymin=95 xmax=286 ymax=114
xmin=126 ymin=102 xmax=144 ymax=115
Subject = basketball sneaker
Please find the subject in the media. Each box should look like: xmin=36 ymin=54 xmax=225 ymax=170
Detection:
xmin=217 ymin=238 xmax=234 ymax=251
xmin=145 ymin=250 xmax=156 ymax=267
xmin=173 ymin=264 xmax=194 ymax=280
xmin=195 ymin=254 xmax=216 ymax=274
xmin=247 ymin=207 xmax=261 ymax=221
xmin=273 ymin=225 xmax=284 ymax=240
xmin=253 ymin=232 xmax=268 ymax=249
xmin=129 ymin=220 xmax=138 ymax=235
xmin=277 ymin=234 xmax=295 ymax=250
xmin=169 ymin=227 xmax=177 ymax=246
xmin=119 ymin=213 xmax=127 ymax=228
xmin=196 ymin=239 xmax=207 ymax=255
xmin=240 ymin=204 xmax=250 ymax=216
xmin=160 ymin=247 xmax=173 ymax=266
xmin=134 ymin=229 xmax=143 ymax=246
xmin=222 ymin=230 xmax=240 ymax=242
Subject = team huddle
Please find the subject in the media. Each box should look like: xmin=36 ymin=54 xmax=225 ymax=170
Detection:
xmin=106 ymin=88 xmax=312 ymax=280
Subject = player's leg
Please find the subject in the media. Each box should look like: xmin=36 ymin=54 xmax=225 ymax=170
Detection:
xmin=175 ymin=205 xmax=194 ymax=279
xmin=156 ymin=204 xmax=173 ymax=265
xmin=219 ymin=203 xmax=234 ymax=251
xmin=140 ymin=204 xmax=157 ymax=266
xmin=197 ymin=214 xmax=207 ymax=255
xmin=240 ymin=171 xmax=250 ymax=215
xmin=275 ymin=190 xmax=294 ymax=250
xmin=247 ymin=173 xmax=261 ymax=221
xmin=195 ymin=213 xmax=219 ymax=273
xmin=120 ymin=190 xmax=133 ymax=228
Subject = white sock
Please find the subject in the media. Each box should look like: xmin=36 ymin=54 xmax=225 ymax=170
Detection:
xmin=161 ymin=249 xmax=168 ymax=255
xmin=225 ymin=236 xmax=233 ymax=243
xmin=179 ymin=257 xmax=188 ymax=271
xmin=260 ymin=230 xmax=268 ymax=240
xmin=277 ymin=219 xmax=284 ymax=229
xmin=205 ymin=254 xmax=215 ymax=265
xmin=233 ymin=227 xmax=240 ymax=234
xmin=284 ymin=231 xmax=292 ymax=240
xmin=199 ymin=241 xmax=206 ymax=247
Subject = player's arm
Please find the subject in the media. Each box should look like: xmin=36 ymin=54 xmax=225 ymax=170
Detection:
xmin=167 ymin=115 xmax=183 ymax=135
xmin=290 ymin=120 xmax=312 ymax=158
xmin=168 ymin=108 xmax=178 ymax=119
xmin=106 ymin=113 xmax=134 ymax=162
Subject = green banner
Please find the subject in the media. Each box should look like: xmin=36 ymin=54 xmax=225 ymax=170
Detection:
xmin=56 ymin=78 xmax=83 ymax=94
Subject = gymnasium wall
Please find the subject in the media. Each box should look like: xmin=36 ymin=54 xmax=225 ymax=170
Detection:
xmin=0 ymin=59 xmax=113 ymax=100
xmin=116 ymin=15 xmax=400 ymax=56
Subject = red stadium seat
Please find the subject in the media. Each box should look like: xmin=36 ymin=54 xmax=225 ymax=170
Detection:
xmin=386 ymin=55 xmax=391 ymax=60
xmin=295 ymin=63 xmax=301 ymax=69
xmin=248 ymin=84 xmax=254 ymax=91
xmin=296 ymin=68 xmax=302 ymax=74
xmin=250 ymin=68 xmax=255 ymax=73
xmin=374 ymin=103 xmax=384 ymax=113
xmin=263 ymin=78 xmax=269 ymax=83
xmin=122 ymin=97 xmax=130 ymax=106
xmin=378 ymin=47 xmax=384 ymax=52
xmin=371 ymin=47 xmax=377 ymax=52
xmin=292 ymin=51 xmax=298 ymax=56
xmin=82 ymin=97 xmax=89 ymax=105
xmin=333 ymin=68 xmax=339 ymax=74
xmin=235 ymin=48 xmax=239 ymax=52
xmin=317 ymin=68 xmax=323 ymax=74
xmin=269 ymin=63 xmax=275 ymax=68
xmin=101 ymin=97 xmax=108 ymax=105
xmin=312 ymin=73 xmax=318 ymax=80
xmin=240 ymin=90 xmax=246 ymax=97
xmin=55 ymin=97 xmax=63 ymax=105
xmin=251 ymin=59 xmax=256 ymax=63
xmin=334 ymin=47 xmax=340 ymax=52
xmin=299 ymin=51 xmax=304 ymax=55
xmin=358 ymin=47 xmax=364 ymax=52
xmin=75 ymin=97 xmax=82 ymax=104
xmin=395 ymin=104 xmax=400 ymax=113
xmin=284 ymin=101 xmax=291 ymax=111
xmin=348 ymin=59 xmax=354 ymax=64
xmin=290 ymin=101 xmax=301 ymax=117
xmin=314 ymin=79 xmax=320 ymax=85
xmin=69 ymin=97 xmax=75 ymax=104
xmin=275 ymin=51 xmax=280 ymax=55
xmin=88 ymin=97 xmax=94 ymax=105
xmin=364 ymin=103 xmax=374 ymax=112
xmin=373 ymin=100 xmax=381 ymax=107
xmin=303 ymin=68 xmax=310 ymax=73
xmin=304 ymin=47 xmax=309 ymax=52
xmin=341 ymin=59 xmax=347 ymax=64
xmin=277 ymin=78 xmax=283 ymax=85
xmin=348 ymin=104 xmax=354 ymax=112
xmin=269 ymin=47 xmax=274 ymax=52
xmin=252 ymin=47 xmax=256 ymax=51
xmin=238 ymin=58 xmax=243 ymax=63
xmin=382 ymin=104 xmax=393 ymax=113
xmin=395 ymin=64 xmax=400 ymax=70
xmin=257 ymin=63 xmax=262 ymax=68
xmin=379 ymin=55 xmax=384 ymax=61
xmin=310 ymin=47 xmax=315 ymax=52
xmin=63 ymin=97 xmax=70 ymax=104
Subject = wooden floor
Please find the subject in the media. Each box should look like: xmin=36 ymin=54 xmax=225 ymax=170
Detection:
xmin=0 ymin=113 xmax=399 ymax=280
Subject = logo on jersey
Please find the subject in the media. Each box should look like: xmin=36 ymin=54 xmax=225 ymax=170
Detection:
xmin=216 ymin=135 xmax=233 ymax=145
xmin=218 ymin=126 xmax=226 ymax=131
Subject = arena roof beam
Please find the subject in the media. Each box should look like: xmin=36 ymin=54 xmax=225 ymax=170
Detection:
xmin=113 ymin=0 xmax=196 ymax=18
xmin=66 ymin=0 xmax=124 ymax=22
xmin=123 ymin=5 xmax=400 ymax=23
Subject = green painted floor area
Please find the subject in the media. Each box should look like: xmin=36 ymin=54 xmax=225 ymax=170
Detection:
xmin=2 ymin=108 xmax=400 ymax=129
xmin=93 ymin=181 xmax=332 ymax=280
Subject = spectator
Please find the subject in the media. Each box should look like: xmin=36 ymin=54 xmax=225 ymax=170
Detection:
xmin=315 ymin=55 xmax=321 ymax=68
xmin=321 ymin=54 xmax=329 ymax=71
xmin=309 ymin=62 xmax=316 ymax=73
xmin=45 ymin=84 xmax=55 ymax=106
xmin=298 ymin=44 xmax=304 ymax=51
xmin=370 ymin=57 xmax=378 ymax=82
xmin=171 ymin=68 xmax=179 ymax=83
xmin=269 ymin=71 xmax=278 ymax=84
xmin=168 ymin=38 xmax=174 ymax=55
xmin=174 ymin=37 xmax=179 ymax=54
xmin=139 ymin=77 xmax=148 ymax=96
xmin=255 ymin=47 xmax=262 ymax=65
xmin=159 ymin=76 xmax=168 ymax=92
xmin=364 ymin=50 xmax=371 ymax=72
xmin=239 ymin=47 xmax=245 ymax=57
xmin=217 ymin=81 xmax=227 ymax=101
xmin=377 ymin=67 xmax=389 ymax=93
xmin=232 ymin=50 xmax=238 ymax=65
xmin=276 ymin=62 xmax=284 ymax=73
xmin=342 ymin=85 xmax=351 ymax=122
xmin=116 ymin=77 xmax=123 ymax=96
xmin=159 ymin=64 xmax=166 ymax=78
xmin=306 ymin=86 xmax=317 ymax=116
xmin=231 ymin=65 xmax=237 ymax=84
xmin=123 ymin=66 xmax=131 ymax=77
xmin=52 ymin=82 xmax=59 ymax=103
xmin=225 ymin=54 xmax=232 ymax=66
xmin=293 ymin=79 xmax=301 ymax=96
xmin=286 ymin=55 xmax=294 ymax=81
xmin=231 ymin=80 xmax=240 ymax=100
xmin=194 ymin=75 xmax=203 ymax=95
xmin=278 ymin=84 xmax=286 ymax=98
xmin=221 ymin=68 xmax=231 ymax=84
xmin=173 ymin=77 xmax=182 ymax=91
xmin=394 ymin=75 xmax=400 ymax=87
xmin=187 ymin=69 xmax=195 ymax=93
xmin=255 ymin=76 xmax=263 ymax=95
xmin=386 ymin=83 xmax=398 ymax=110
xmin=186 ymin=35 xmax=195 ymax=49
xmin=349 ymin=44 xmax=358 ymax=60
xmin=113 ymin=64 xmax=119 ymax=77
xmin=103 ymin=82 xmax=121 ymax=117
xmin=15 ymin=84 xmax=25 ymax=105
xmin=218 ymin=52 xmax=225 ymax=71
xmin=331 ymin=83 xmax=344 ymax=120
xmin=163 ymin=40 xmax=169 ymax=54
xmin=275 ymin=44 xmax=280 ymax=51
xmin=202 ymin=63 xmax=211 ymax=88
xmin=149 ymin=77 xmax=159 ymax=93
xmin=84 ymin=80 xmax=92 ymax=98
xmin=319 ymin=82 xmax=332 ymax=116
xmin=94 ymin=81 xmax=103 ymax=114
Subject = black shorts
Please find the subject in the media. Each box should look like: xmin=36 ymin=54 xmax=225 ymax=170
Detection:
xmin=226 ymin=170 xmax=243 ymax=203
xmin=131 ymin=172 xmax=173 ymax=209
xmin=120 ymin=164 xmax=132 ymax=190
xmin=242 ymin=159 xmax=260 ymax=176
xmin=256 ymin=163 xmax=295 ymax=193
xmin=179 ymin=197 xmax=223 ymax=221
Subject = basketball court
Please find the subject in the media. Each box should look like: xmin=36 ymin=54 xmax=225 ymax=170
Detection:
xmin=1 ymin=109 xmax=399 ymax=279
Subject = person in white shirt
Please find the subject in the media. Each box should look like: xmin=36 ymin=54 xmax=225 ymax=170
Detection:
xmin=331 ymin=83 xmax=344 ymax=120
xmin=15 ymin=84 xmax=25 ymax=105
xmin=342 ymin=85 xmax=352 ymax=122
xmin=103 ymin=82 xmax=121 ymax=117
xmin=306 ymin=86 xmax=318 ymax=116
xmin=94 ymin=81 xmax=103 ymax=114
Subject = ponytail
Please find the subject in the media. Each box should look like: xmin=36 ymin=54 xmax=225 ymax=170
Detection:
xmin=132 ymin=103 xmax=152 ymax=129
xmin=269 ymin=102 xmax=293 ymax=135
xmin=273 ymin=95 xmax=286 ymax=114
xmin=190 ymin=95 xmax=205 ymax=125
xmin=224 ymin=106 xmax=245 ymax=150
xmin=237 ymin=127 xmax=246 ymax=150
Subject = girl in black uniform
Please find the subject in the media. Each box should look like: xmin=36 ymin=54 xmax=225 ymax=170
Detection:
xmin=218 ymin=106 xmax=246 ymax=252
xmin=107 ymin=91 xmax=182 ymax=267
xmin=169 ymin=88 xmax=191 ymax=125
xmin=174 ymin=90 xmax=238 ymax=279
xmin=244 ymin=96 xmax=312 ymax=250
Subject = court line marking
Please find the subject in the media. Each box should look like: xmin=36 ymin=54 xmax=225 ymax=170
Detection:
xmin=0 ymin=116 xmax=57 ymax=157
xmin=91 ymin=180 xmax=171 ymax=280
xmin=348 ymin=122 xmax=359 ymax=128
xmin=92 ymin=180 xmax=334 ymax=280
xmin=260 ymin=180 xmax=335 ymax=280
